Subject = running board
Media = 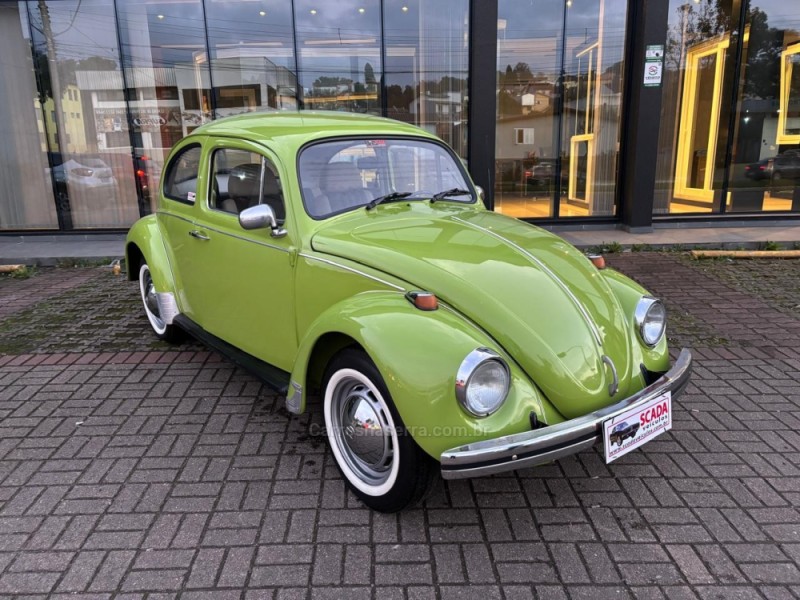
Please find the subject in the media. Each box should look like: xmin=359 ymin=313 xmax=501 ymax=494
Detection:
xmin=174 ymin=314 xmax=290 ymax=395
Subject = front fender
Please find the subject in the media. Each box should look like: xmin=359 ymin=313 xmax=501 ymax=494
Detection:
xmin=126 ymin=215 xmax=177 ymax=302
xmin=290 ymin=291 xmax=562 ymax=459
xmin=601 ymin=268 xmax=670 ymax=375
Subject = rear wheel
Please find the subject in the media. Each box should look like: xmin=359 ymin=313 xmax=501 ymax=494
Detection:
xmin=323 ymin=348 xmax=433 ymax=512
xmin=138 ymin=261 xmax=182 ymax=343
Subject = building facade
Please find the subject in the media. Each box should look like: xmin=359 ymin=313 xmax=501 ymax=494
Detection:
xmin=0 ymin=0 xmax=798 ymax=232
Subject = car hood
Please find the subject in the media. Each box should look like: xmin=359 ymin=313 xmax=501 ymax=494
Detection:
xmin=311 ymin=204 xmax=635 ymax=419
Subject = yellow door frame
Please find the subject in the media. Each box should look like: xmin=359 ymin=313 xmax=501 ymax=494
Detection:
xmin=673 ymin=35 xmax=730 ymax=203
xmin=568 ymin=42 xmax=599 ymax=207
xmin=778 ymin=43 xmax=800 ymax=145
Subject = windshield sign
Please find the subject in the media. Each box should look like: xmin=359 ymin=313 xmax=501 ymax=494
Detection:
xmin=298 ymin=138 xmax=474 ymax=218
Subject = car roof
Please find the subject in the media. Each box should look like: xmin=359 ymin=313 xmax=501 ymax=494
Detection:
xmin=191 ymin=110 xmax=434 ymax=145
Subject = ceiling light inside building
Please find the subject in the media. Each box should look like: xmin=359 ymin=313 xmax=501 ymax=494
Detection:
xmin=259 ymin=10 xmax=266 ymax=16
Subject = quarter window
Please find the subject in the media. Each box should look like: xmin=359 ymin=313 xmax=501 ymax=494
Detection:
xmin=164 ymin=145 xmax=202 ymax=204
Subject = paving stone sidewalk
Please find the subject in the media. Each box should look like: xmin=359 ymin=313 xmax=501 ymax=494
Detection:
xmin=0 ymin=254 xmax=799 ymax=599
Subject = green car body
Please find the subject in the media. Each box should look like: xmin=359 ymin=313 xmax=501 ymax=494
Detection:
xmin=126 ymin=111 xmax=692 ymax=512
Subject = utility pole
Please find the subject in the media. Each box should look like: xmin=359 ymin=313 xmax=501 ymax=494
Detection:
xmin=38 ymin=0 xmax=69 ymax=155
xmin=38 ymin=0 xmax=73 ymax=228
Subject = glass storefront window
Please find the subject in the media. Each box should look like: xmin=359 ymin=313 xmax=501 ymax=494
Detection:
xmin=205 ymin=0 xmax=298 ymax=115
xmin=558 ymin=0 xmax=627 ymax=218
xmin=294 ymin=0 xmax=382 ymax=114
xmin=655 ymin=1 xmax=800 ymax=215
xmin=495 ymin=0 xmax=627 ymax=219
xmin=727 ymin=3 xmax=800 ymax=213
xmin=495 ymin=1 xmax=564 ymax=218
xmin=383 ymin=0 xmax=469 ymax=159
xmin=653 ymin=1 xmax=741 ymax=214
xmin=117 ymin=0 xmax=212 ymax=214
xmin=0 ymin=2 xmax=58 ymax=229
xmin=29 ymin=0 xmax=139 ymax=228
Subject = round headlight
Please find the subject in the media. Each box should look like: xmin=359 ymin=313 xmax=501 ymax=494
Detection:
xmin=635 ymin=297 xmax=666 ymax=347
xmin=455 ymin=348 xmax=510 ymax=417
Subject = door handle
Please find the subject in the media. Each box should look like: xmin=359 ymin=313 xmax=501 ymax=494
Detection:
xmin=189 ymin=230 xmax=210 ymax=240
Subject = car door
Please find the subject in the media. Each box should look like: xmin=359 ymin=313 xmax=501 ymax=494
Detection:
xmin=171 ymin=139 xmax=297 ymax=371
xmin=158 ymin=140 xmax=206 ymax=311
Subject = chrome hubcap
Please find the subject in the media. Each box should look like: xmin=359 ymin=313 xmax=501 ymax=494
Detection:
xmin=141 ymin=267 xmax=165 ymax=330
xmin=331 ymin=379 xmax=393 ymax=485
xmin=145 ymin=282 xmax=160 ymax=318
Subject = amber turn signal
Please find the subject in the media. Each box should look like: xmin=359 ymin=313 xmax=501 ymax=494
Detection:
xmin=588 ymin=254 xmax=606 ymax=269
xmin=405 ymin=291 xmax=438 ymax=311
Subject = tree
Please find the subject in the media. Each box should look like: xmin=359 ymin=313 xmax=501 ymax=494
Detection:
xmin=741 ymin=7 xmax=782 ymax=101
xmin=665 ymin=0 xmax=731 ymax=71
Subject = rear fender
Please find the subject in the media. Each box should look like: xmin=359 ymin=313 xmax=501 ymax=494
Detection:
xmin=126 ymin=215 xmax=178 ymax=314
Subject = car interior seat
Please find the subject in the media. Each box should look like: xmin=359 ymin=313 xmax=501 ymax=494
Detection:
xmin=261 ymin=167 xmax=285 ymax=223
xmin=318 ymin=162 xmax=372 ymax=213
xmin=225 ymin=163 xmax=261 ymax=214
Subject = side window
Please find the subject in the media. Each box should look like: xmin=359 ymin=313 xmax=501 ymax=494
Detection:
xmin=164 ymin=145 xmax=202 ymax=203
xmin=210 ymin=148 xmax=285 ymax=223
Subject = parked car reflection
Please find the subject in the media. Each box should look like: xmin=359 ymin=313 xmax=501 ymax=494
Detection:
xmin=745 ymin=150 xmax=800 ymax=182
xmin=53 ymin=158 xmax=117 ymax=190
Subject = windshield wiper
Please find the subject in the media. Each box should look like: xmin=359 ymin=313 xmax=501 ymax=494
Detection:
xmin=365 ymin=191 xmax=412 ymax=210
xmin=431 ymin=188 xmax=471 ymax=202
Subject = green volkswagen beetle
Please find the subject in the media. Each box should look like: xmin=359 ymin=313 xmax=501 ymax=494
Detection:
xmin=126 ymin=111 xmax=692 ymax=512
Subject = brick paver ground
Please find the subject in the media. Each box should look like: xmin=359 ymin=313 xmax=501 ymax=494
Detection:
xmin=0 ymin=254 xmax=799 ymax=599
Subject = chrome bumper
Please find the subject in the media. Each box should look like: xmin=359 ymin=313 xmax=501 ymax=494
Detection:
xmin=440 ymin=348 xmax=692 ymax=480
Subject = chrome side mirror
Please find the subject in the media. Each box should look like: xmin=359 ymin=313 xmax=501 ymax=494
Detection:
xmin=474 ymin=185 xmax=485 ymax=203
xmin=239 ymin=204 xmax=286 ymax=238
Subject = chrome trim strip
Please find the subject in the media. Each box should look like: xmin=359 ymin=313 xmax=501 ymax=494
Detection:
xmin=157 ymin=211 xmax=289 ymax=253
xmin=440 ymin=348 xmax=692 ymax=480
xmin=298 ymin=253 xmax=405 ymax=291
xmin=286 ymin=381 xmax=303 ymax=414
xmin=451 ymin=216 xmax=603 ymax=347
xmin=155 ymin=292 xmax=179 ymax=325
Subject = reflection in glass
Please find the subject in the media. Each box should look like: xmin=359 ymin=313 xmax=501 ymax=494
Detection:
xmin=778 ymin=45 xmax=800 ymax=143
xmin=29 ymin=0 xmax=139 ymax=228
xmin=0 ymin=2 xmax=58 ymax=229
xmin=727 ymin=4 xmax=800 ymax=213
xmin=559 ymin=0 xmax=626 ymax=217
xmin=653 ymin=0 xmax=738 ymax=214
xmin=494 ymin=0 xmax=564 ymax=218
xmin=117 ymin=0 xmax=212 ymax=213
xmin=205 ymin=0 xmax=298 ymax=116
xmin=384 ymin=0 xmax=469 ymax=159
xmin=295 ymin=0 xmax=381 ymax=114
xmin=495 ymin=0 xmax=627 ymax=219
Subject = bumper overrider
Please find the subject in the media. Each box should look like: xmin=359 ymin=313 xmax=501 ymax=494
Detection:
xmin=440 ymin=348 xmax=693 ymax=479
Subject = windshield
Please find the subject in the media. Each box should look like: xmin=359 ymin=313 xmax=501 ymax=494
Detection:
xmin=298 ymin=138 xmax=475 ymax=218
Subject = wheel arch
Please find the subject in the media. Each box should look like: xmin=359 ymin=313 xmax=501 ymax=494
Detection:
xmin=125 ymin=215 xmax=177 ymax=298
xmin=306 ymin=331 xmax=364 ymax=393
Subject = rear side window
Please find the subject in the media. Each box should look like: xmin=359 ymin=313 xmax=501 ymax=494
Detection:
xmin=163 ymin=145 xmax=202 ymax=203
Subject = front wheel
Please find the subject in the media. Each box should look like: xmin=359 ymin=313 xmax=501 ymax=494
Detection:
xmin=138 ymin=261 xmax=182 ymax=343
xmin=323 ymin=348 xmax=433 ymax=512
